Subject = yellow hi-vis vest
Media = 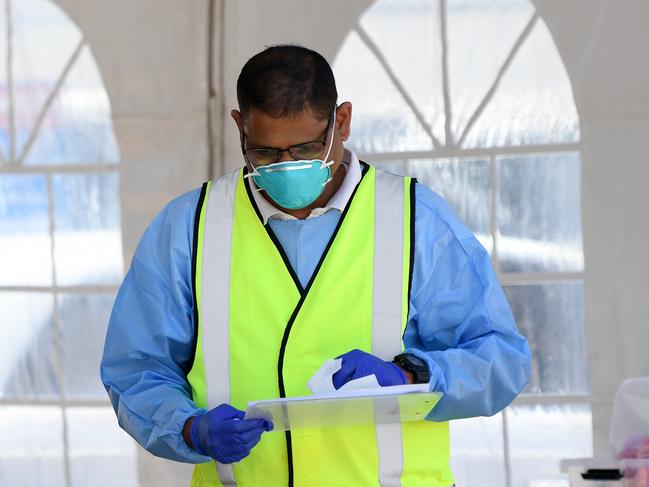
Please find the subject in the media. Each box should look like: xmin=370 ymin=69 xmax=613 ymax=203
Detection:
xmin=187 ymin=164 xmax=453 ymax=487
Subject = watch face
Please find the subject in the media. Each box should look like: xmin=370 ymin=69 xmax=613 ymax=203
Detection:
xmin=397 ymin=354 xmax=429 ymax=384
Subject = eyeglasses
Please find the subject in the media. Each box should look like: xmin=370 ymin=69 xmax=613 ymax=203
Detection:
xmin=242 ymin=111 xmax=334 ymax=166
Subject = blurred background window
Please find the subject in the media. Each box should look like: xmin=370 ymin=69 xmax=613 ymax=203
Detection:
xmin=333 ymin=0 xmax=589 ymax=485
xmin=0 ymin=1 xmax=137 ymax=486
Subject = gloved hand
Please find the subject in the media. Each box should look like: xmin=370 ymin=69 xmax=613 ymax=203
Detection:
xmin=332 ymin=349 xmax=407 ymax=389
xmin=188 ymin=404 xmax=273 ymax=463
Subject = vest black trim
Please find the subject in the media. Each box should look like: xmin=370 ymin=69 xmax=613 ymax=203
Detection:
xmin=188 ymin=182 xmax=209 ymax=375
xmin=242 ymin=167 xmax=305 ymax=295
xmin=406 ymin=179 xmax=417 ymax=339
xmin=276 ymin=162 xmax=370 ymax=487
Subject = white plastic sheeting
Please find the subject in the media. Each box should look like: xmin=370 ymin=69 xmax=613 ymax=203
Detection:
xmin=0 ymin=1 xmax=135 ymax=486
xmin=333 ymin=2 xmax=590 ymax=483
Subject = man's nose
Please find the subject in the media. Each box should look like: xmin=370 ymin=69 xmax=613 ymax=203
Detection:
xmin=277 ymin=148 xmax=295 ymax=163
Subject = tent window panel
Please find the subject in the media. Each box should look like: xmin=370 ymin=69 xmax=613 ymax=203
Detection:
xmin=51 ymin=172 xmax=123 ymax=286
xmin=504 ymin=283 xmax=589 ymax=395
xmin=497 ymin=153 xmax=583 ymax=273
xmin=0 ymin=292 xmax=59 ymax=399
xmin=59 ymin=293 xmax=116 ymax=399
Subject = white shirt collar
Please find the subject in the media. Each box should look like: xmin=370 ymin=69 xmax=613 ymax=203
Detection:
xmin=249 ymin=148 xmax=362 ymax=224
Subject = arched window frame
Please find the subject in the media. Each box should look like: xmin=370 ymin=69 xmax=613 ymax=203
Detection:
xmin=0 ymin=1 xmax=134 ymax=485
xmin=334 ymin=1 xmax=588 ymax=485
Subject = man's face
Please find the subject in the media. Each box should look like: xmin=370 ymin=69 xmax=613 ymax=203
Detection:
xmin=231 ymin=103 xmax=352 ymax=173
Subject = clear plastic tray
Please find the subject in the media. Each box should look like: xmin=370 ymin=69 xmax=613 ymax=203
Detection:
xmin=245 ymin=386 xmax=442 ymax=432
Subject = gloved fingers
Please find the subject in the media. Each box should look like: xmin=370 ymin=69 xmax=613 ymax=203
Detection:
xmin=247 ymin=419 xmax=273 ymax=432
xmin=219 ymin=446 xmax=251 ymax=464
xmin=332 ymin=358 xmax=359 ymax=389
xmin=213 ymin=403 xmax=246 ymax=420
xmin=209 ymin=439 xmax=255 ymax=464
xmin=233 ymin=430 xmax=261 ymax=445
xmin=226 ymin=418 xmax=272 ymax=434
xmin=335 ymin=348 xmax=365 ymax=360
xmin=241 ymin=431 xmax=264 ymax=451
xmin=333 ymin=349 xmax=375 ymax=389
xmin=234 ymin=423 xmax=272 ymax=444
xmin=219 ymin=454 xmax=242 ymax=464
xmin=220 ymin=435 xmax=265 ymax=463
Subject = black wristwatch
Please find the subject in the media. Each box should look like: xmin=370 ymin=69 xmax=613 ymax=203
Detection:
xmin=392 ymin=353 xmax=430 ymax=384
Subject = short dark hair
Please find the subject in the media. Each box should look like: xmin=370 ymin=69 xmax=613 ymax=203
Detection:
xmin=236 ymin=44 xmax=338 ymax=121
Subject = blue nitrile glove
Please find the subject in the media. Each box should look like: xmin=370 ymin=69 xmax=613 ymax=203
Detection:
xmin=332 ymin=349 xmax=407 ymax=389
xmin=188 ymin=404 xmax=273 ymax=463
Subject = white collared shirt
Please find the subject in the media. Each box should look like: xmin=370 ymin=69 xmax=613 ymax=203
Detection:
xmin=249 ymin=148 xmax=362 ymax=225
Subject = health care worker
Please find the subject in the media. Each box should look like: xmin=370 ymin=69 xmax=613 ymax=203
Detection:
xmin=100 ymin=45 xmax=531 ymax=487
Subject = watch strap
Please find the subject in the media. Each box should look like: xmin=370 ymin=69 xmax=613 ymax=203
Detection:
xmin=393 ymin=353 xmax=430 ymax=384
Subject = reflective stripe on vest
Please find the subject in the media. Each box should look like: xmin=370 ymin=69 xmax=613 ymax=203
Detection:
xmin=188 ymin=165 xmax=453 ymax=487
xmin=373 ymin=170 xmax=405 ymax=486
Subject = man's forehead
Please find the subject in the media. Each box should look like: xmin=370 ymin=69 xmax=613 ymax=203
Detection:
xmin=243 ymin=108 xmax=329 ymax=146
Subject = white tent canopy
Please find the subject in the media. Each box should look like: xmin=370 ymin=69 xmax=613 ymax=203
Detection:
xmin=1 ymin=1 xmax=648 ymax=486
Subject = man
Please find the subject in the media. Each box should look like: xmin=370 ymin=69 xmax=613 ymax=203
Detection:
xmin=101 ymin=45 xmax=531 ymax=486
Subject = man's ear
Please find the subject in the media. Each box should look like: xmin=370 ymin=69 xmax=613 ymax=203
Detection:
xmin=335 ymin=102 xmax=352 ymax=142
xmin=231 ymin=109 xmax=244 ymax=143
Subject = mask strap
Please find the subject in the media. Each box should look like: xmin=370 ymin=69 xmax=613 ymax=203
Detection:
xmin=321 ymin=108 xmax=336 ymax=164
xmin=320 ymin=158 xmax=335 ymax=170
xmin=243 ymin=168 xmax=265 ymax=193
xmin=319 ymin=110 xmax=337 ymax=186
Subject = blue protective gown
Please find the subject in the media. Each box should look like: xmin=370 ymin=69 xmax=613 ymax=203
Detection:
xmin=100 ymin=175 xmax=531 ymax=463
